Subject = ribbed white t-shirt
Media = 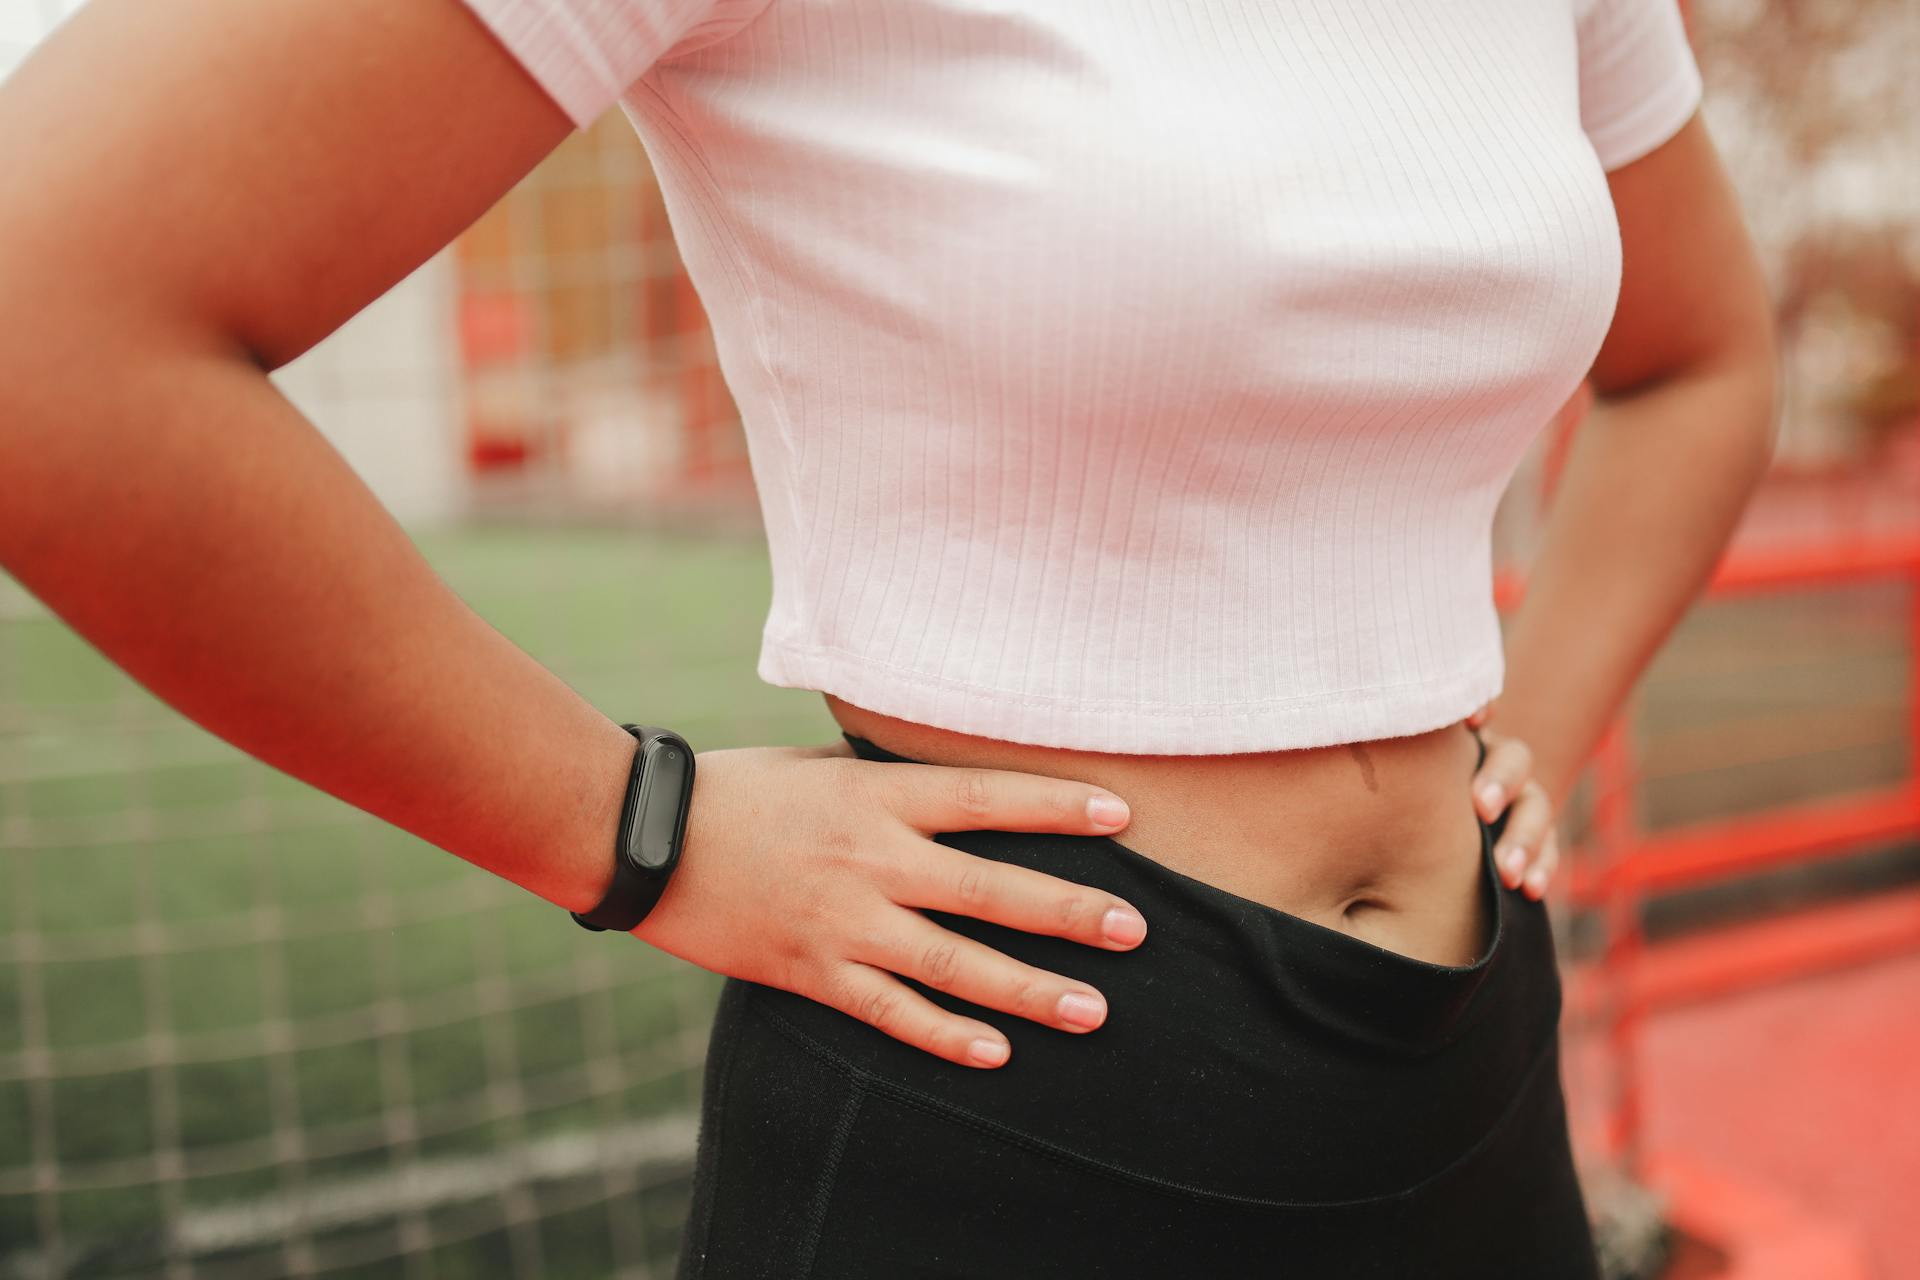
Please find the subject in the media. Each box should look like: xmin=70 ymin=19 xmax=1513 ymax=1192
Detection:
xmin=459 ymin=0 xmax=1705 ymax=754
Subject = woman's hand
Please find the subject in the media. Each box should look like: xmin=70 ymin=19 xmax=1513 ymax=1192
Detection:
xmin=631 ymin=742 xmax=1149 ymax=1070
xmin=1465 ymin=704 xmax=1561 ymax=901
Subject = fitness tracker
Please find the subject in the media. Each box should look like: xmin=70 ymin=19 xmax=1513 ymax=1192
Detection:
xmin=571 ymin=724 xmax=697 ymax=933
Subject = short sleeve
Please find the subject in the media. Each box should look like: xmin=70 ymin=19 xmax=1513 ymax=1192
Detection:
xmin=1574 ymin=0 xmax=1705 ymax=171
xmin=457 ymin=0 xmax=771 ymax=129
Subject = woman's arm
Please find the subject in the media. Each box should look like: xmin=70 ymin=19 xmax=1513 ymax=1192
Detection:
xmin=0 ymin=0 xmax=1154 ymax=1070
xmin=1490 ymin=111 xmax=1779 ymax=820
xmin=0 ymin=0 xmax=642 ymax=911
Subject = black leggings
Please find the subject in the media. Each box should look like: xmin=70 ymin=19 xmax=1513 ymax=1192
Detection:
xmin=676 ymin=730 xmax=1599 ymax=1279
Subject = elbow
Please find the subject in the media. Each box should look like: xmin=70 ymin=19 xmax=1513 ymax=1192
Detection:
xmin=1715 ymin=279 xmax=1783 ymax=489
xmin=1731 ymin=315 xmax=1781 ymax=493
xmin=1697 ymin=353 xmax=1777 ymax=519
xmin=1685 ymin=301 xmax=1782 ymax=496
xmin=1606 ymin=320 xmax=1780 ymax=494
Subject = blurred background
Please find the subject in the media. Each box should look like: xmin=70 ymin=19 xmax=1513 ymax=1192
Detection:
xmin=3 ymin=0 xmax=1918 ymax=1276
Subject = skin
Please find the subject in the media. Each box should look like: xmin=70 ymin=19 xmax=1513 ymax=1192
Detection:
xmin=1487 ymin=114 xmax=1780 ymax=860
xmin=824 ymin=699 xmax=1504 ymax=971
xmin=0 ymin=0 xmax=1771 ymax=1068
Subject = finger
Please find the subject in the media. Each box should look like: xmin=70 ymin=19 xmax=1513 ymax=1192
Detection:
xmin=1523 ymin=828 xmax=1561 ymax=901
xmin=897 ymin=841 xmax=1148 ymax=950
xmin=879 ymin=762 xmax=1132 ymax=837
xmin=1470 ymin=733 xmax=1534 ymax=823
xmin=1491 ymin=780 xmax=1555 ymax=890
xmin=859 ymin=912 xmax=1112 ymax=1034
xmin=1465 ymin=701 xmax=1494 ymax=729
xmin=816 ymin=961 xmax=1015 ymax=1069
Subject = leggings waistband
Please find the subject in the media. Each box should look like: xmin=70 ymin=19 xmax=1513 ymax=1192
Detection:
xmin=837 ymin=724 xmax=1521 ymax=1059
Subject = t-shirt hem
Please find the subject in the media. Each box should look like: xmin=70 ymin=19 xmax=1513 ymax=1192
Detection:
xmin=756 ymin=635 xmax=1505 ymax=756
xmin=1587 ymin=59 xmax=1703 ymax=172
xmin=455 ymin=0 xmax=621 ymax=129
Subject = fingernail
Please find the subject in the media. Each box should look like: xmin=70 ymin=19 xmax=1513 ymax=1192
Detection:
xmin=1503 ymin=847 xmax=1527 ymax=880
xmin=1477 ymin=782 xmax=1505 ymax=813
xmin=1525 ymin=869 xmax=1548 ymax=898
xmin=968 ymin=1038 xmax=1010 ymax=1067
xmin=1087 ymin=794 xmax=1129 ymax=827
xmin=1056 ymin=992 xmax=1106 ymax=1029
xmin=1102 ymin=907 xmax=1147 ymax=946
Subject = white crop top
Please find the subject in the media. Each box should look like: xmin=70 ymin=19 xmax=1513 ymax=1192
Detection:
xmin=459 ymin=0 xmax=1704 ymax=754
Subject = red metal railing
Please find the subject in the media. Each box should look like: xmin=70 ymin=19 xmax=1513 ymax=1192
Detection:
xmin=1501 ymin=533 xmax=1920 ymax=1176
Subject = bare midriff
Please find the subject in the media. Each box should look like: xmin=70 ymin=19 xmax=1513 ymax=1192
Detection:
xmin=824 ymin=693 xmax=1493 ymax=968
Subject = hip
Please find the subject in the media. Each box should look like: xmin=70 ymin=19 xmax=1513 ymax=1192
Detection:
xmin=676 ymin=791 xmax=1596 ymax=1278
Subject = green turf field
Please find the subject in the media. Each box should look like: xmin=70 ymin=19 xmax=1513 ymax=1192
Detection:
xmin=0 ymin=526 xmax=835 ymax=1278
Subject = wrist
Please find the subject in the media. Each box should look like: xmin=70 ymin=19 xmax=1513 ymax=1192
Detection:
xmin=568 ymin=724 xmax=696 ymax=933
xmin=1507 ymin=726 xmax=1584 ymax=809
xmin=540 ymin=718 xmax=641 ymax=915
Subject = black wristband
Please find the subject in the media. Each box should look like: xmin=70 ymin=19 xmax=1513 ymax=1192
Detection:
xmin=571 ymin=724 xmax=696 ymax=933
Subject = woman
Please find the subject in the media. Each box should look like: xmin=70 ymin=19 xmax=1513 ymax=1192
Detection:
xmin=0 ymin=0 xmax=1775 ymax=1275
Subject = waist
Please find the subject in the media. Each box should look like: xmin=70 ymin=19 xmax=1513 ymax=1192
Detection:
xmin=824 ymin=693 xmax=1491 ymax=966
